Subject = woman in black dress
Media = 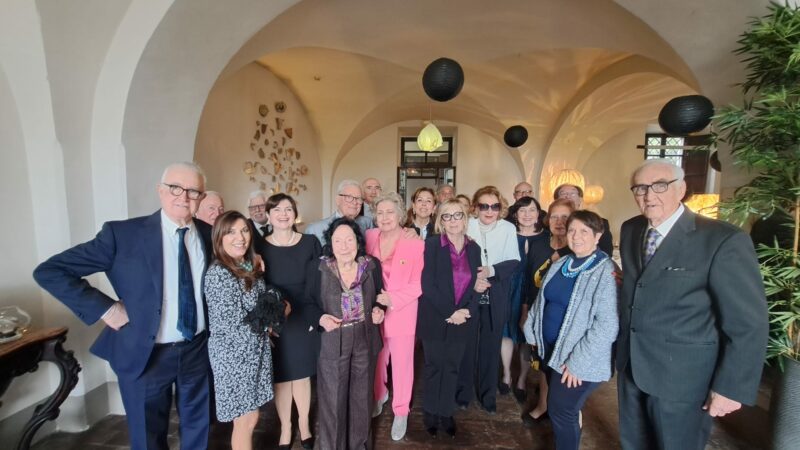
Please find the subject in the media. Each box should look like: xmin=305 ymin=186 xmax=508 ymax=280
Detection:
xmin=259 ymin=193 xmax=321 ymax=450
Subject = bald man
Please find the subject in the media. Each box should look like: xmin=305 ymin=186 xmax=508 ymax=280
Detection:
xmin=195 ymin=191 xmax=224 ymax=226
xmin=360 ymin=177 xmax=382 ymax=220
xmin=512 ymin=182 xmax=534 ymax=201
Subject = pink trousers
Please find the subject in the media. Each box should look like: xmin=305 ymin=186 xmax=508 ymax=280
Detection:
xmin=373 ymin=335 xmax=415 ymax=416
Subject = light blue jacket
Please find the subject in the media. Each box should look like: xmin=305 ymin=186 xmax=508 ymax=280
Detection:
xmin=523 ymin=252 xmax=619 ymax=382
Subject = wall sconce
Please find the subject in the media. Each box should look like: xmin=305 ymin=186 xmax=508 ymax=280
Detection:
xmin=584 ymin=185 xmax=605 ymax=205
xmin=549 ymin=169 xmax=586 ymax=197
xmin=684 ymin=194 xmax=719 ymax=218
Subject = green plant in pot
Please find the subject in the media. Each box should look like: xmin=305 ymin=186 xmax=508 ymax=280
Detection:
xmin=709 ymin=2 xmax=800 ymax=446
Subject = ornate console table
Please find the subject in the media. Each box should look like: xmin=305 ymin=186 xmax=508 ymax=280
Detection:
xmin=0 ymin=327 xmax=81 ymax=450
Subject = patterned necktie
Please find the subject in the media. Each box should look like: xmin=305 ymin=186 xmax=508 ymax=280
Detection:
xmin=260 ymin=225 xmax=268 ymax=236
xmin=177 ymin=227 xmax=197 ymax=340
xmin=644 ymin=228 xmax=661 ymax=266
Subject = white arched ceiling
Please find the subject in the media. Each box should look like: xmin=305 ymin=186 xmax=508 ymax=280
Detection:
xmin=118 ymin=0 xmax=772 ymax=216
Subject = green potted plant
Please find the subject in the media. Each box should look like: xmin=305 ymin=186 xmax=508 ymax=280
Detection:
xmin=709 ymin=2 xmax=800 ymax=446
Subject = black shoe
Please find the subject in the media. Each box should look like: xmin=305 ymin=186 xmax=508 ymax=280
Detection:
xmin=521 ymin=411 xmax=549 ymax=428
xmin=441 ymin=416 xmax=457 ymax=438
xmin=300 ymin=436 xmax=314 ymax=449
xmin=513 ymin=387 xmax=527 ymax=404
xmin=481 ymin=403 xmax=496 ymax=415
xmin=498 ymin=382 xmax=511 ymax=395
xmin=278 ymin=444 xmax=291 ymax=450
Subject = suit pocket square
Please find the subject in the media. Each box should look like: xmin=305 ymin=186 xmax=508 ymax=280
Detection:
xmin=664 ymin=266 xmax=687 ymax=271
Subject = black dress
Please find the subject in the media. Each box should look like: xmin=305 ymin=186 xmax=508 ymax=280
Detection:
xmin=260 ymin=233 xmax=322 ymax=382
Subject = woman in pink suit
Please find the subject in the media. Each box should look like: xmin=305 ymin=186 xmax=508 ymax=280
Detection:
xmin=366 ymin=192 xmax=425 ymax=441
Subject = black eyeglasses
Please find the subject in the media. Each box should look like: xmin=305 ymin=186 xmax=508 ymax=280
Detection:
xmin=440 ymin=211 xmax=465 ymax=222
xmin=248 ymin=204 xmax=267 ymax=212
xmin=630 ymin=179 xmax=679 ymax=197
xmin=161 ymin=183 xmax=204 ymax=200
xmin=514 ymin=190 xmax=533 ymax=196
xmin=477 ymin=203 xmax=501 ymax=212
xmin=338 ymin=194 xmax=363 ymax=204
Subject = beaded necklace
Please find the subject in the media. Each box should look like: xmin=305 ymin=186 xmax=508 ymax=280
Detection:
xmin=560 ymin=253 xmax=597 ymax=279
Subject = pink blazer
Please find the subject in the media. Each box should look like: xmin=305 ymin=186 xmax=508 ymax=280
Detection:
xmin=365 ymin=228 xmax=425 ymax=337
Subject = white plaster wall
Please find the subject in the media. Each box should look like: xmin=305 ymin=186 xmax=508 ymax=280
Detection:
xmin=580 ymin=126 xmax=647 ymax=245
xmin=335 ymin=121 xmax=523 ymax=204
xmin=195 ymin=63 xmax=322 ymax=223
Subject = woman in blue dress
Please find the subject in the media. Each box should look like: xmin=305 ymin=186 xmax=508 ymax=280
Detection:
xmin=500 ymin=196 xmax=550 ymax=403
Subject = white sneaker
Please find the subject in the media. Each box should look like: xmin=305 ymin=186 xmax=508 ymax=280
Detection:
xmin=391 ymin=415 xmax=408 ymax=441
xmin=372 ymin=392 xmax=389 ymax=418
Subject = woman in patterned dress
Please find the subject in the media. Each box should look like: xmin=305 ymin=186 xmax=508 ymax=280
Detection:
xmin=204 ymin=211 xmax=273 ymax=450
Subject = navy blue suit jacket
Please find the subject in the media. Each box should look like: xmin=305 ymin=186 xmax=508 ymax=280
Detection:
xmin=33 ymin=210 xmax=213 ymax=379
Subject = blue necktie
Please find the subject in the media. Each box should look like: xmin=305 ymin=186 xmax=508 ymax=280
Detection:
xmin=177 ymin=227 xmax=197 ymax=340
xmin=644 ymin=228 xmax=661 ymax=266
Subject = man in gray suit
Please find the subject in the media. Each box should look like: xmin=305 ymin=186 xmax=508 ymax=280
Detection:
xmin=305 ymin=179 xmax=373 ymax=245
xmin=617 ymin=159 xmax=768 ymax=450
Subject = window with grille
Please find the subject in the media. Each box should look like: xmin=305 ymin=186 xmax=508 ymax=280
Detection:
xmin=639 ymin=133 xmax=712 ymax=196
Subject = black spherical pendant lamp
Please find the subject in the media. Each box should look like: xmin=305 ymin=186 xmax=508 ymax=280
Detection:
xmin=422 ymin=58 xmax=464 ymax=102
xmin=658 ymin=95 xmax=714 ymax=136
xmin=504 ymin=125 xmax=528 ymax=148
xmin=709 ymin=151 xmax=722 ymax=172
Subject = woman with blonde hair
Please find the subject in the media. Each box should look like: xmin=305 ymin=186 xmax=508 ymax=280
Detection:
xmin=367 ymin=192 xmax=425 ymax=441
xmin=418 ymin=199 xmax=483 ymax=437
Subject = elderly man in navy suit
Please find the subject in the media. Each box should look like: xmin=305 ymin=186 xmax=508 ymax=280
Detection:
xmin=34 ymin=162 xmax=213 ymax=450
xmin=617 ymin=158 xmax=768 ymax=450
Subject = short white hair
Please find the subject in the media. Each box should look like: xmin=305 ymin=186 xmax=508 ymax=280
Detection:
xmin=631 ymin=158 xmax=685 ymax=185
xmin=248 ymin=190 xmax=267 ymax=203
xmin=161 ymin=162 xmax=206 ymax=185
xmin=203 ymin=190 xmax=223 ymax=201
xmin=337 ymin=179 xmax=362 ymax=194
xmin=372 ymin=192 xmax=406 ymax=225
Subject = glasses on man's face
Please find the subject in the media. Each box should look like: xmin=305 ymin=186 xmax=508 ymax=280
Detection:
xmin=440 ymin=211 xmax=465 ymax=222
xmin=364 ymin=185 xmax=381 ymax=192
xmin=630 ymin=179 xmax=678 ymax=197
xmin=162 ymin=183 xmax=204 ymax=200
xmin=248 ymin=203 xmax=267 ymax=212
xmin=515 ymin=190 xmax=533 ymax=196
xmin=338 ymin=194 xmax=363 ymax=204
xmin=477 ymin=203 xmax=501 ymax=212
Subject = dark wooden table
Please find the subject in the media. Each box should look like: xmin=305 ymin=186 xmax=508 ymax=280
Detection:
xmin=0 ymin=327 xmax=81 ymax=450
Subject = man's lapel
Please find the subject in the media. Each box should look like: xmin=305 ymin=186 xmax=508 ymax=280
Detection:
xmin=143 ymin=211 xmax=164 ymax=303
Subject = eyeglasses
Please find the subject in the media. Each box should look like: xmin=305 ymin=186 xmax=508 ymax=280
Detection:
xmin=248 ymin=203 xmax=267 ymax=212
xmin=338 ymin=194 xmax=363 ymax=204
xmin=477 ymin=203 xmax=501 ymax=212
xmin=363 ymin=185 xmax=382 ymax=192
xmin=514 ymin=190 xmax=533 ymax=196
xmin=630 ymin=179 xmax=679 ymax=197
xmin=440 ymin=211 xmax=465 ymax=222
xmin=161 ymin=183 xmax=204 ymax=200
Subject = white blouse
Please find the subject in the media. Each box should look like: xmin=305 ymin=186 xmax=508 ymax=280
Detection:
xmin=466 ymin=218 xmax=520 ymax=275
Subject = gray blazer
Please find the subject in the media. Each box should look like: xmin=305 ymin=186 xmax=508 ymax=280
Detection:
xmin=524 ymin=253 xmax=619 ymax=383
xmin=617 ymin=208 xmax=768 ymax=404
xmin=304 ymin=213 xmax=373 ymax=245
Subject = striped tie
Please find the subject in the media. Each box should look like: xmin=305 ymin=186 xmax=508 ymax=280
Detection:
xmin=644 ymin=228 xmax=661 ymax=266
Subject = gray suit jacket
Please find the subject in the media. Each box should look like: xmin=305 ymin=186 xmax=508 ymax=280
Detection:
xmin=617 ymin=208 xmax=768 ymax=404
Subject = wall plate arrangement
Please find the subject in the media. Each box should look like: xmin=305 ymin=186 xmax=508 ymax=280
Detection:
xmin=243 ymin=103 xmax=308 ymax=196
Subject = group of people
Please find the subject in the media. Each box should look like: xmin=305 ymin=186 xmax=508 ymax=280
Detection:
xmin=32 ymin=158 xmax=768 ymax=450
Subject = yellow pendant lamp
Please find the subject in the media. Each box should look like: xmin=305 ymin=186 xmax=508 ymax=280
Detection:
xmin=417 ymin=122 xmax=443 ymax=152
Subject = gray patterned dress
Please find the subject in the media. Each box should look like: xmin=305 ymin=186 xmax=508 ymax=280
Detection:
xmin=204 ymin=263 xmax=274 ymax=422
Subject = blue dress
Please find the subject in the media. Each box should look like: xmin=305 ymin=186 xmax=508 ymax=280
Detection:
xmin=503 ymin=231 xmax=550 ymax=343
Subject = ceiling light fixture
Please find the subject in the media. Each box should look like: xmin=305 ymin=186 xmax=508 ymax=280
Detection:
xmin=417 ymin=104 xmax=442 ymax=152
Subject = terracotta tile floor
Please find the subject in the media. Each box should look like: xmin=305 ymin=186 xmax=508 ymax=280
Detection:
xmin=32 ymin=348 xmax=769 ymax=449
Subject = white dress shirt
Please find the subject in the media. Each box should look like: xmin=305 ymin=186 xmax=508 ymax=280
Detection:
xmin=158 ymin=210 xmax=206 ymax=343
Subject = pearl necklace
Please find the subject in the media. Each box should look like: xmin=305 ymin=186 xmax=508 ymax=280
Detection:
xmin=270 ymin=231 xmax=296 ymax=247
xmin=561 ymin=254 xmax=597 ymax=279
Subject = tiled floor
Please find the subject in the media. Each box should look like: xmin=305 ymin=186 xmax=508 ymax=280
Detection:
xmin=32 ymin=348 xmax=770 ymax=449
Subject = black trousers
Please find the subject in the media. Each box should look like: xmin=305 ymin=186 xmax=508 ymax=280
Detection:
xmin=117 ymin=333 xmax=210 ymax=450
xmin=544 ymin=366 xmax=599 ymax=450
xmin=317 ymin=323 xmax=375 ymax=450
xmin=618 ymin=364 xmax=712 ymax=450
xmin=422 ymin=339 xmax=466 ymax=418
xmin=456 ymin=304 xmax=503 ymax=409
